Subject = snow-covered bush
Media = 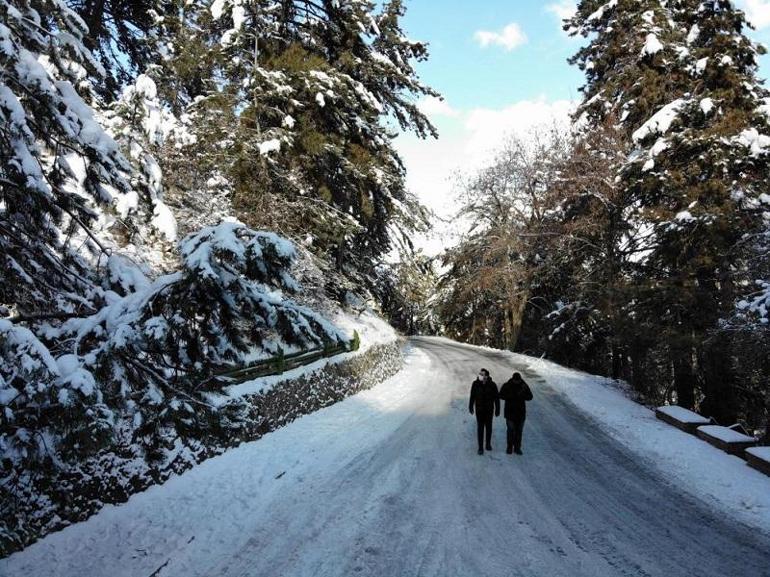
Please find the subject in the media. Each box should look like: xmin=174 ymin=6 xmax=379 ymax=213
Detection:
xmin=2 ymin=221 xmax=346 ymax=476
xmin=0 ymin=321 xmax=114 ymax=470
xmin=70 ymin=223 xmax=344 ymax=436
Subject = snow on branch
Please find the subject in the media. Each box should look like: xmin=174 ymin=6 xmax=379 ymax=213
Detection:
xmin=1 ymin=221 xmax=347 ymax=471
xmin=59 ymin=222 xmax=348 ymax=396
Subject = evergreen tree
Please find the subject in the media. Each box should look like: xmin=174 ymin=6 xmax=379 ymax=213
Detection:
xmin=0 ymin=0 xmax=134 ymax=317
xmin=156 ymin=0 xmax=436 ymax=295
xmin=567 ymin=0 xmax=770 ymax=421
xmin=0 ymin=0 xmax=140 ymax=473
xmin=730 ymin=221 xmax=770 ymax=440
xmin=1 ymin=0 xmax=355 ymax=530
xmin=66 ymin=0 xmax=168 ymax=98
xmin=57 ymin=222 xmax=347 ymax=443
xmin=101 ymin=73 xmax=189 ymax=249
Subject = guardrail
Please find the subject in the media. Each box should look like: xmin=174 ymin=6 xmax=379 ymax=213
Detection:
xmin=213 ymin=331 xmax=361 ymax=384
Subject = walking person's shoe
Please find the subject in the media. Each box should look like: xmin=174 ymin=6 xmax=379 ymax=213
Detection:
xmin=485 ymin=444 xmax=492 ymax=451
xmin=478 ymin=448 xmax=484 ymax=455
xmin=514 ymin=448 xmax=523 ymax=455
xmin=506 ymin=446 xmax=513 ymax=455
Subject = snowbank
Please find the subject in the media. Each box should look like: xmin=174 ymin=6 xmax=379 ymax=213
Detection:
xmin=221 ymin=308 xmax=398 ymax=400
xmin=747 ymin=447 xmax=770 ymax=462
xmin=656 ymin=405 xmax=710 ymax=424
xmin=517 ymin=353 xmax=770 ymax=533
xmin=697 ymin=425 xmax=756 ymax=444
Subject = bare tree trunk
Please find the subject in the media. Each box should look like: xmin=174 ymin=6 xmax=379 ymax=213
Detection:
xmin=508 ymin=290 xmax=529 ymax=351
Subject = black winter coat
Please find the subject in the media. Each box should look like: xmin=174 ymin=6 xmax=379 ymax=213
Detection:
xmin=469 ymin=378 xmax=500 ymax=415
xmin=498 ymin=377 xmax=533 ymax=420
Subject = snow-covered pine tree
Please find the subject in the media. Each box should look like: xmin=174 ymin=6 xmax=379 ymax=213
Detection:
xmin=101 ymin=72 xmax=198 ymax=252
xmin=0 ymin=0 xmax=145 ymax=471
xmin=627 ymin=0 xmax=770 ymax=421
xmin=2 ymin=218 xmax=348 ymax=555
xmin=561 ymin=1 xmax=689 ymax=392
xmin=157 ymin=0 xmax=436 ymax=294
xmin=1 ymin=0 xmax=349 ymax=500
xmin=67 ymin=0 xmax=166 ymax=98
xmin=53 ymin=222 xmax=347 ymax=441
xmin=0 ymin=0 xmax=135 ymax=317
xmin=567 ymin=0 xmax=683 ymax=132
xmin=567 ymin=0 xmax=770 ymax=421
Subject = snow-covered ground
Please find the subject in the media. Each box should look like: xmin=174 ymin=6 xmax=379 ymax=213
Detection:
xmin=517 ymin=352 xmax=770 ymax=532
xmin=221 ymin=308 xmax=398 ymax=400
xmin=331 ymin=307 xmax=399 ymax=352
xmin=3 ymin=337 xmax=769 ymax=577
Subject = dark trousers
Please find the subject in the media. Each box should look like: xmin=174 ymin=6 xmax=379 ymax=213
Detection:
xmin=506 ymin=417 xmax=525 ymax=451
xmin=476 ymin=411 xmax=493 ymax=449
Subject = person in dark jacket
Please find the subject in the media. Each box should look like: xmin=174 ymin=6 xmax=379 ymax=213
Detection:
xmin=468 ymin=368 xmax=500 ymax=455
xmin=498 ymin=372 xmax=533 ymax=455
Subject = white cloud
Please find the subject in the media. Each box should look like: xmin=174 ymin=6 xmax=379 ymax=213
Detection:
xmin=546 ymin=1 xmax=577 ymax=21
xmin=417 ymin=96 xmax=459 ymax=118
xmin=394 ymin=98 xmax=575 ymax=254
xmin=473 ymin=22 xmax=528 ymax=51
xmin=740 ymin=0 xmax=770 ymax=29
xmin=463 ymin=99 xmax=575 ymax=166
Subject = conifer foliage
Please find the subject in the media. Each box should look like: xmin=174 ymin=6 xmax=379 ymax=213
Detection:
xmin=1 ymin=0 xmax=132 ymax=315
xmin=158 ymin=0 xmax=436 ymax=290
xmin=567 ymin=0 xmax=770 ymax=422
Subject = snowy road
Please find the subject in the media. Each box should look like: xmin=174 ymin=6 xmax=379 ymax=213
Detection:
xmin=3 ymin=337 xmax=770 ymax=577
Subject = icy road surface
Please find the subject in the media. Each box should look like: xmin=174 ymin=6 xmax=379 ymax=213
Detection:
xmin=3 ymin=337 xmax=770 ymax=577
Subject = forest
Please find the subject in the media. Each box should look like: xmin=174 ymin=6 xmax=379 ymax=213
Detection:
xmin=0 ymin=0 xmax=436 ymax=553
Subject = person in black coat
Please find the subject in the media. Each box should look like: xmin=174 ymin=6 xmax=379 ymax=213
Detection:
xmin=468 ymin=368 xmax=500 ymax=455
xmin=498 ymin=372 xmax=533 ymax=455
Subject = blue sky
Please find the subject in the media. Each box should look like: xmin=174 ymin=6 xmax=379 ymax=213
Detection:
xmin=400 ymin=0 xmax=585 ymax=109
xmin=393 ymin=0 xmax=770 ymax=253
xmin=401 ymin=0 xmax=770 ymax=110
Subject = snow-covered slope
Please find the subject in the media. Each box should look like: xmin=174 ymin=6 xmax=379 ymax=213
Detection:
xmin=220 ymin=308 xmax=398 ymax=400
xmin=517 ymin=352 xmax=770 ymax=530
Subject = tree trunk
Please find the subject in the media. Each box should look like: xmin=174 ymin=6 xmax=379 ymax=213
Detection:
xmin=630 ymin=342 xmax=646 ymax=395
xmin=672 ymin=346 xmax=696 ymax=410
xmin=699 ymin=334 xmax=737 ymax=425
xmin=611 ymin=344 xmax=623 ymax=380
xmin=507 ymin=290 xmax=529 ymax=352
